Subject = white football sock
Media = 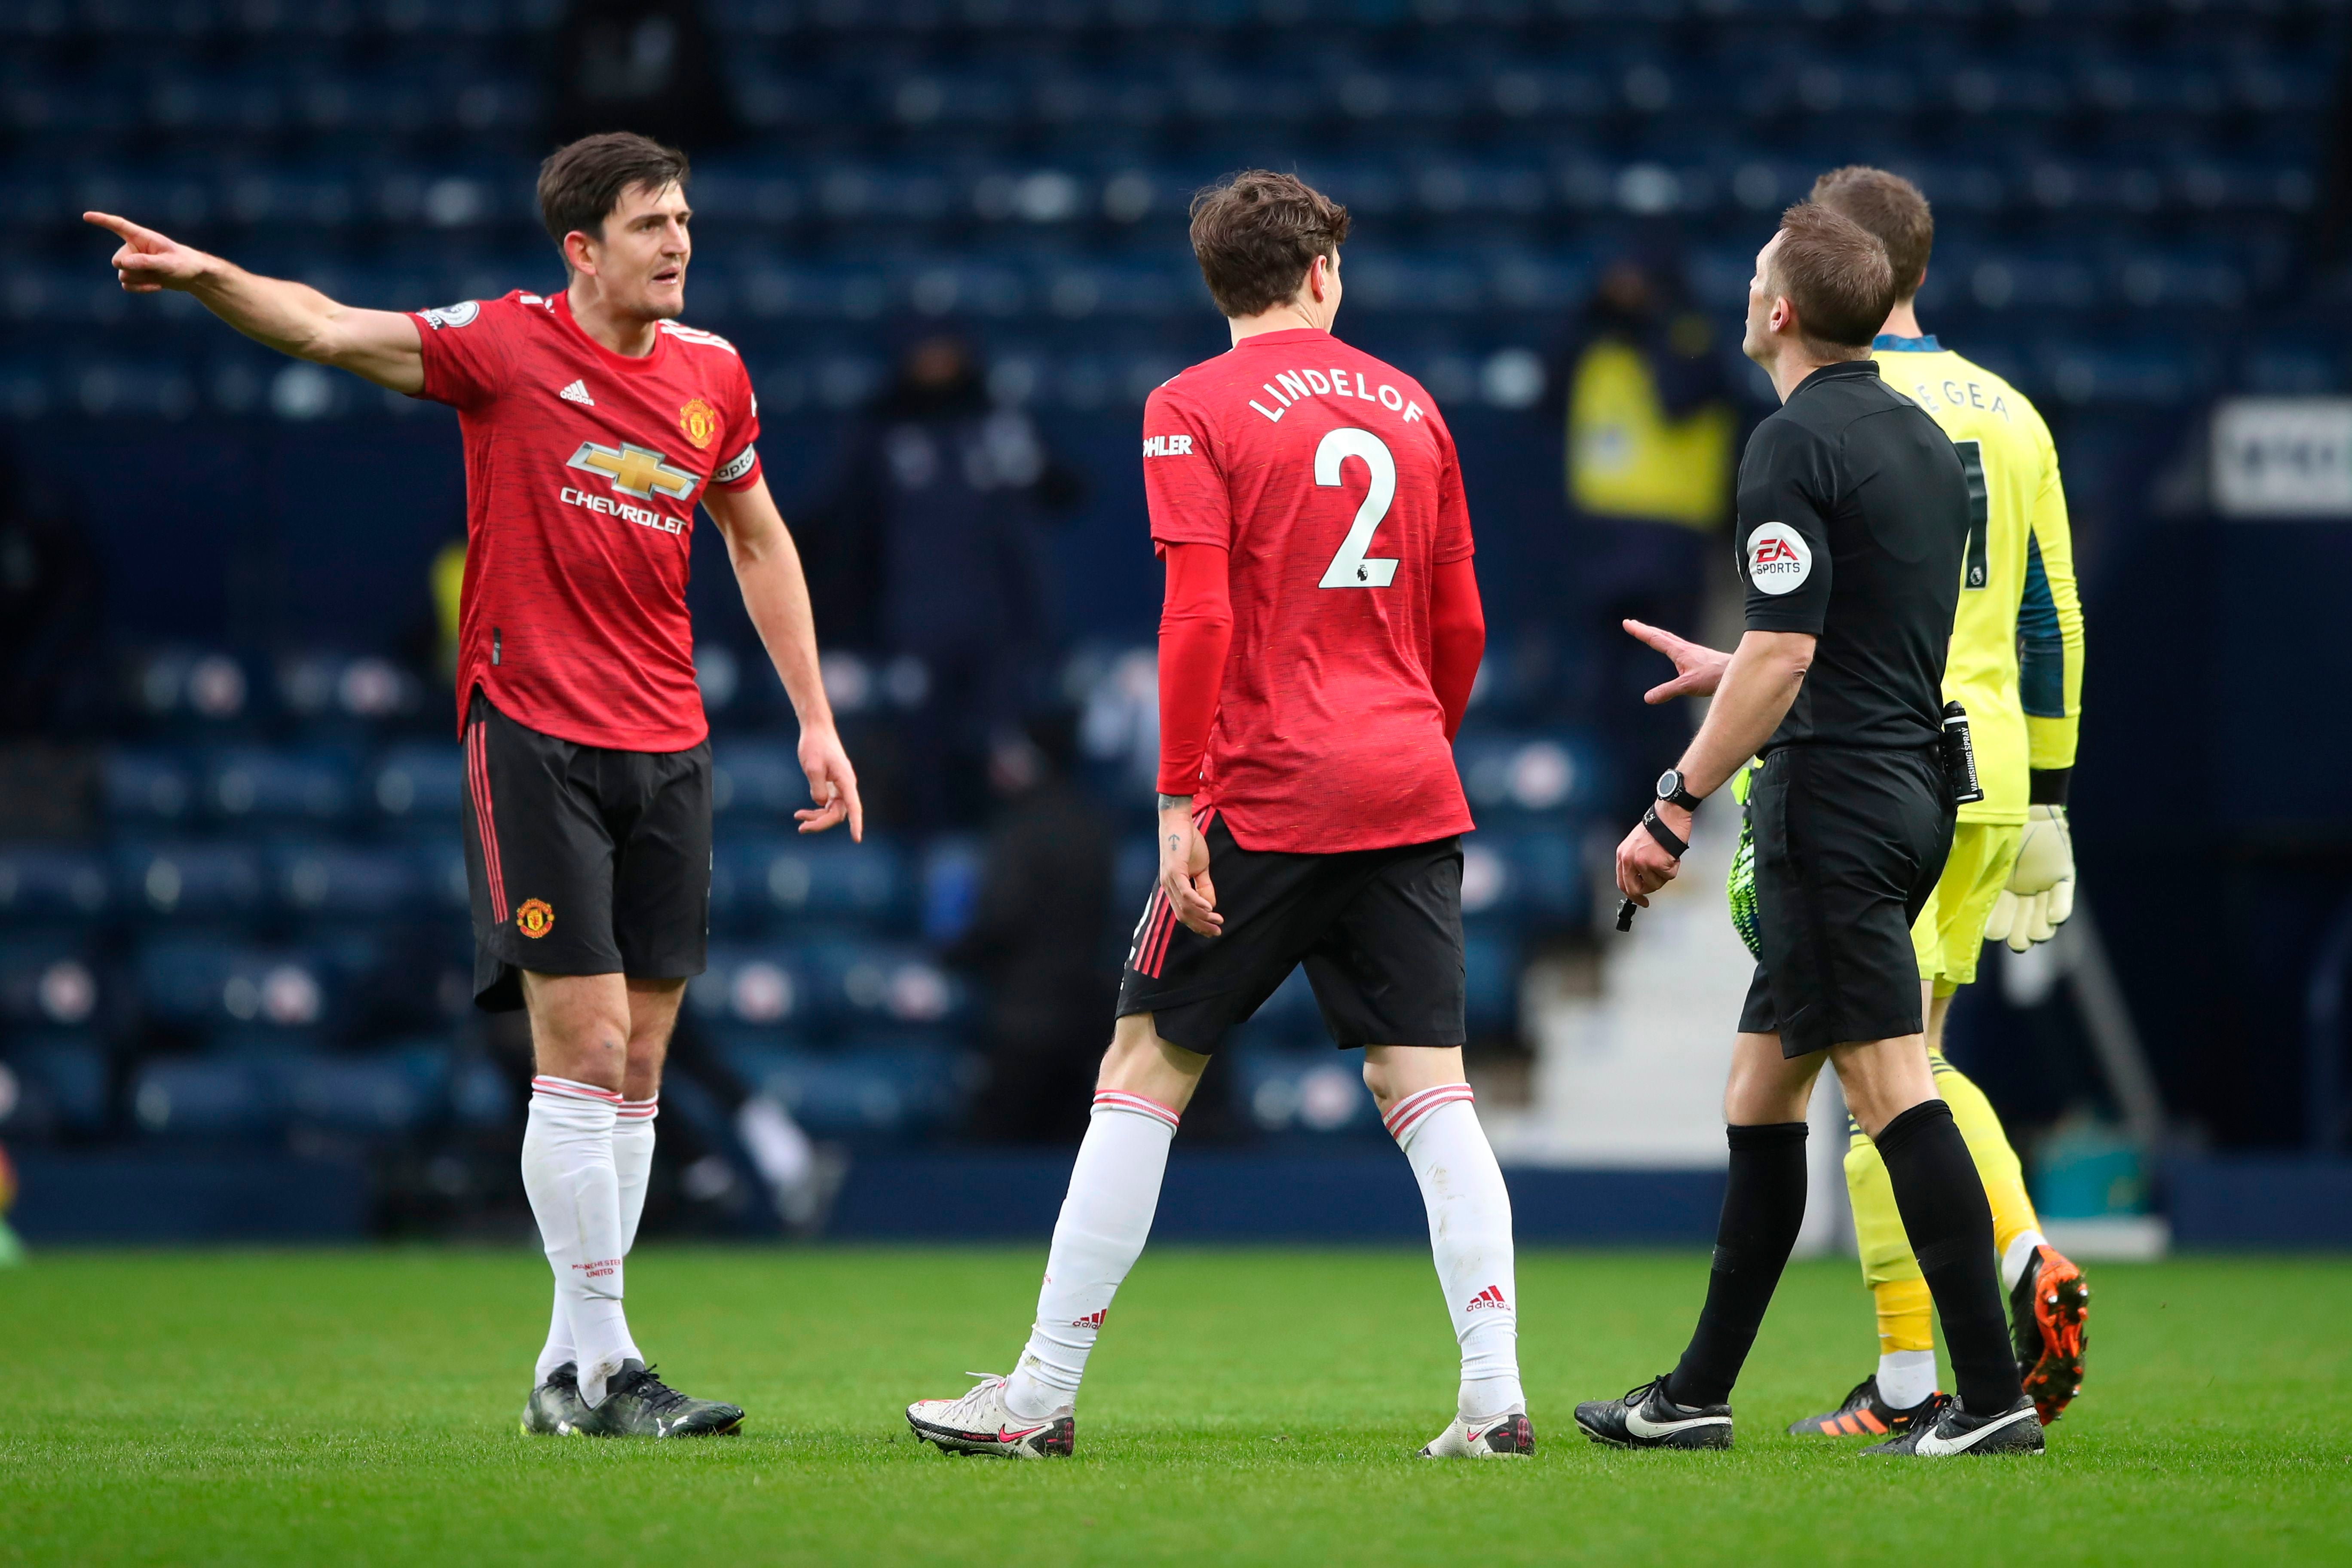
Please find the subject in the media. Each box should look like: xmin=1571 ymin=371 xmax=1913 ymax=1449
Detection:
xmin=535 ymin=1093 xmax=656 ymax=1383
xmin=521 ymin=1076 xmax=633 ymax=1406
xmin=1877 ymin=1348 xmax=1939 ymax=1410
xmin=1386 ymin=1084 xmax=1525 ymax=1420
xmin=2000 ymin=1228 xmax=2049 ymax=1294
xmin=1002 ymin=1090 xmax=1179 ymax=1421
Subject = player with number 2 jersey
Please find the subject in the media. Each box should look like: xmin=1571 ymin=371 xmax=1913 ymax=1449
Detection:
xmin=1138 ymin=330 xmax=1475 ymax=855
xmin=907 ymin=172 xmax=1520 ymax=1467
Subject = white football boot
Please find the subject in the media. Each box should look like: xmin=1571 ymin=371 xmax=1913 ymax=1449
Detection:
xmin=1418 ymin=1409 xmax=1535 ymax=1458
xmin=906 ymin=1373 xmax=1075 ymax=1459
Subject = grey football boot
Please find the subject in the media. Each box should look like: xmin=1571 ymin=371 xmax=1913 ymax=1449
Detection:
xmin=580 ymin=1359 xmax=745 ymax=1437
xmin=521 ymin=1363 xmax=593 ymax=1436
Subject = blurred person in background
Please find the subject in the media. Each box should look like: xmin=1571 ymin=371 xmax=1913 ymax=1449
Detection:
xmin=947 ymin=710 xmax=1118 ymax=1145
xmin=87 ymin=130 xmax=863 ymax=1439
xmin=547 ymin=0 xmax=740 ymax=151
xmin=1549 ymin=253 xmax=1740 ymax=825
xmin=802 ymin=332 xmax=1084 ymax=830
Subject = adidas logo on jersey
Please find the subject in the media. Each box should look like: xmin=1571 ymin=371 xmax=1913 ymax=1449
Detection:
xmin=558 ymin=380 xmax=594 ymax=407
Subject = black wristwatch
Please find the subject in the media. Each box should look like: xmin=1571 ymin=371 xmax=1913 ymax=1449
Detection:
xmin=1655 ymin=768 xmax=1704 ymax=812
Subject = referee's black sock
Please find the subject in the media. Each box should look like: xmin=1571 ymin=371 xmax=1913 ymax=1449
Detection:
xmin=1665 ymin=1121 xmax=1808 ymax=1409
xmin=1874 ymin=1098 xmax=2024 ymax=1416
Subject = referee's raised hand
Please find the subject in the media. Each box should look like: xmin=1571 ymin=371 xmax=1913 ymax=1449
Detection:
xmin=1623 ymin=619 xmax=1731 ymax=705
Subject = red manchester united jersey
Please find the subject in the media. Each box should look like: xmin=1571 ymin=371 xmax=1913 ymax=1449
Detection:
xmin=1143 ymin=327 xmax=1475 ymax=853
xmin=410 ymin=289 xmax=763 ymax=753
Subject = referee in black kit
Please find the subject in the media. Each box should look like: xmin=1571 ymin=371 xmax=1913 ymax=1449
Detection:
xmin=1572 ymin=203 xmax=2044 ymax=1458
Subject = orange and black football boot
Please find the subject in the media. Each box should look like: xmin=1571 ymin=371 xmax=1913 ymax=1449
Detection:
xmin=1786 ymin=1375 xmax=1939 ymax=1438
xmin=2010 ymin=1245 xmax=2089 ymax=1422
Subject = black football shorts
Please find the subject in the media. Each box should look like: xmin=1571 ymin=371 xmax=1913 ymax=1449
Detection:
xmin=460 ymin=689 xmax=712 ymax=1013
xmin=1736 ymin=744 xmax=1954 ymax=1058
xmin=1117 ymin=812 xmax=1466 ymax=1052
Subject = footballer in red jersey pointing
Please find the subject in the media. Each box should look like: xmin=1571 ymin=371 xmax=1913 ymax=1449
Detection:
xmin=907 ymin=172 xmax=1528 ymax=1464
xmin=89 ymin=133 xmax=861 ymax=1437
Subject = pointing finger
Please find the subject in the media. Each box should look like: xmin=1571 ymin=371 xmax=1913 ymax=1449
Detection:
xmin=84 ymin=211 xmax=156 ymax=247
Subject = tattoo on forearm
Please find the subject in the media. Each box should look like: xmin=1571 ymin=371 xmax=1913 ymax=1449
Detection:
xmin=1157 ymin=793 xmax=1192 ymax=813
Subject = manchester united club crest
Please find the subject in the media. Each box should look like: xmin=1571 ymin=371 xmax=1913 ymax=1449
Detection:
xmin=677 ymin=397 xmax=719 ymax=450
xmin=516 ymin=898 xmax=554 ymax=938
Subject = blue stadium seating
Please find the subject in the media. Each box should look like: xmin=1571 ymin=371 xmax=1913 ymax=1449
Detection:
xmin=0 ymin=847 xmax=112 ymax=925
xmin=712 ymin=836 xmax=907 ymax=930
xmin=1229 ymin=1048 xmax=1384 ymax=1139
xmin=3 ymin=0 xmax=2340 ymax=1173
xmin=368 ymin=744 xmax=468 ymax=822
xmin=0 ymin=1030 xmax=112 ymax=1136
xmin=717 ymin=1028 xmax=975 ymax=1138
xmin=114 ymin=842 xmax=267 ymax=923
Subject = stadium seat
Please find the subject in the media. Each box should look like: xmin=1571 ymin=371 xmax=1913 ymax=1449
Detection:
xmin=0 ymin=935 xmax=105 ymax=1031
xmin=114 ymin=842 xmax=267 ymax=922
xmin=273 ymin=1047 xmax=453 ymax=1138
xmin=713 ymin=836 xmax=906 ymax=930
xmin=0 ymin=846 xmax=112 ymax=924
xmin=793 ymin=940 xmax=968 ymax=1032
xmin=135 ymin=937 xmax=337 ymax=1033
xmin=0 ymin=1031 xmax=113 ymax=1137
xmin=271 ymin=843 xmax=429 ymax=920
xmin=103 ymin=750 xmax=198 ymax=827
xmin=1454 ymin=731 xmax=1600 ymax=821
xmin=1228 ymin=1048 xmax=1383 ymax=1139
xmin=917 ymin=835 xmax=984 ymax=945
xmin=369 ymin=744 xmax=469 ymax=821
xmin=129 ymin=1058 xmax=282 ymax=1139
xmin=710 ymin=739 xmax=808 ymax=818
xmin=203 ymin=747 xmax=357 ymax=825
xmin=717 ymin=1029 xmax=974 ymax=1138
xmin=689 ymin=945 xmax=809 ymax=1029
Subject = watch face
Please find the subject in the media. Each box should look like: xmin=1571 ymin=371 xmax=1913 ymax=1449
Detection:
xmin=1657 ymin=769 xmax=1681 ymax=799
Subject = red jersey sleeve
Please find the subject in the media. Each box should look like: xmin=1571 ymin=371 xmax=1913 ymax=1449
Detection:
xmin=1431 ymin=412 xmax=1475 ymax=565
xmin=409 ymin=294 xmax=521 ymax=412
xmin=1142 ymin=387 xmax=1228 ymax=552
xmin=712 ymin=352 xmax=764 ymax=491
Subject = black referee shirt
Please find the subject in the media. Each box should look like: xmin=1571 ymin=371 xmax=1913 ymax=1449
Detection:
xmin=1736 ymin=358 xmax=1968 ymax=752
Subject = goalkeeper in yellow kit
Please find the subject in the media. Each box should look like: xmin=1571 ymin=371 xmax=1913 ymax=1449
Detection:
xmin=1631 ymin=166 xmax=2089 ymax=1436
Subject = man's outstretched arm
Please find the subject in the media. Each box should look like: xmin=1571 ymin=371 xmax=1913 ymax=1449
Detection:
xmin=85 ymin=211 xmax=424 ymax=394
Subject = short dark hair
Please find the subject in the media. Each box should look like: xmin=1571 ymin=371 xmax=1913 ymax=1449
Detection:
xmin=536 ymin=132 xmax=691 ymax=257
xmin=1187 ymin=171 xmax=1351 ymax=318
xmin=1809 ymin=165 xmax=1934 ymax=303
xmin=1769 ymin=203 xmax=1896 ymax=355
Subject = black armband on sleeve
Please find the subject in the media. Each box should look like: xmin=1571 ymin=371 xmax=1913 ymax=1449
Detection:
xmin=2028 ymin=767 xmax=2071 ymax=807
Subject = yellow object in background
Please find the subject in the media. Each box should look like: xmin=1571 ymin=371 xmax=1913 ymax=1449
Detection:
xmin=1564 ymin=337 xmax=1736 ymax=530
xmin=431 ymin=539 xmax=466 ymax=682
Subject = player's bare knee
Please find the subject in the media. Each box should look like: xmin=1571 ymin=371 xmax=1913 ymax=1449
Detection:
xmin=1096 ymin=1013 xmax=1206 ymax=1111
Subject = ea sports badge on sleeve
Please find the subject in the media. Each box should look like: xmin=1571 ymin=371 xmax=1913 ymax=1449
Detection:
xmin=1744 ymin=522 xmax=1812 ymax=594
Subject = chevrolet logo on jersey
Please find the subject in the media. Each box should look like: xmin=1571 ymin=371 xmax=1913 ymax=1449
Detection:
xmin=565 ymin=441 xmax=699 ymax=502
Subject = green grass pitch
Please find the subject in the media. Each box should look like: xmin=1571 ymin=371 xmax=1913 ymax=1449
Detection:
xmin=4 ymin=1246 xmax=2347 ymax=1565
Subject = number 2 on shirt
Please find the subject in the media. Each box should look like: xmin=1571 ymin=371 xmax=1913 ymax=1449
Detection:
xmin=1314 ymin=427 xmax=1399 ymax=588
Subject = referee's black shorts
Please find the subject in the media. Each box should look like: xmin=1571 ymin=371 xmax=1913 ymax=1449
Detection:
xmin=1737 ymin=744 xmax=1953 ymax=1059
xmin=1116 ymin=813 xmax=1466 ymax=1053
xmin=460 ymin=689 xmax=712 ymax=1013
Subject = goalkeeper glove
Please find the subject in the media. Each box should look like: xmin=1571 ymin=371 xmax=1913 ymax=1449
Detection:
xmin=1983 ymin=803 xmax=2074 ymax=953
